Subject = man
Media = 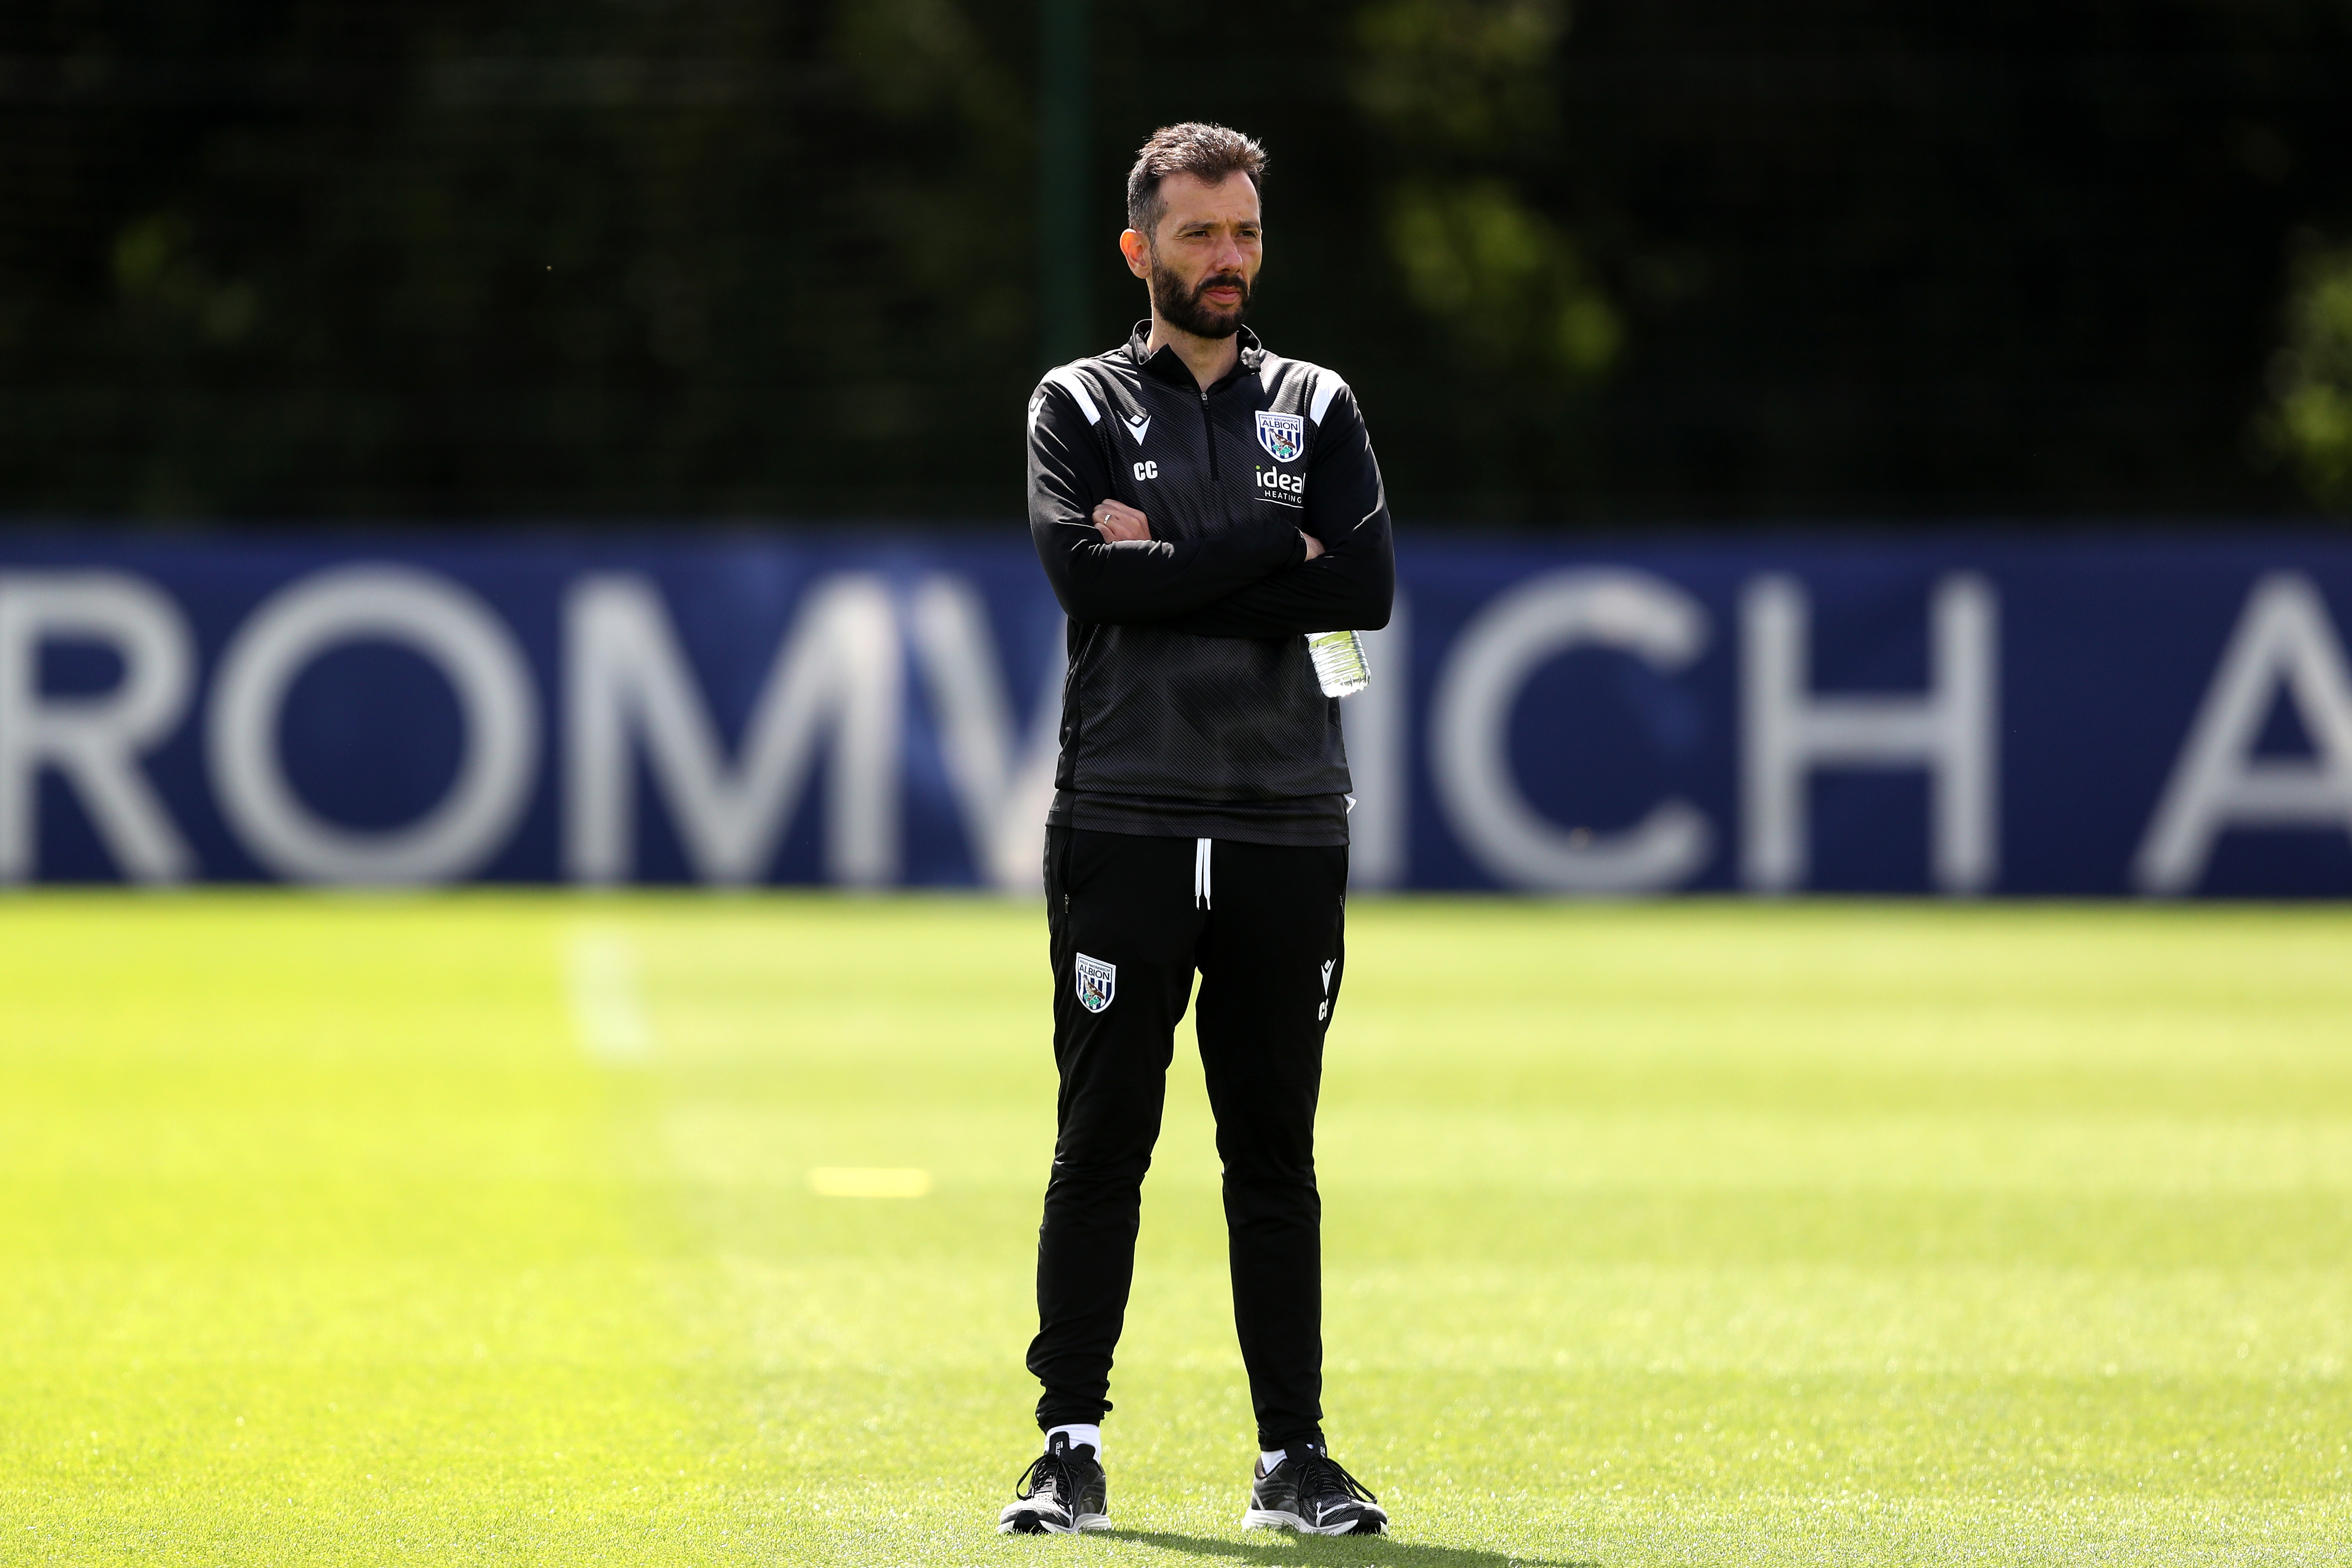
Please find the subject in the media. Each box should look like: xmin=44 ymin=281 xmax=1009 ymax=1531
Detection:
xmin=996 ymin=122 xmax=1395 ymax=1538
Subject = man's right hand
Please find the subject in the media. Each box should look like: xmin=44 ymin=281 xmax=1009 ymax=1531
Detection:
xmin=1091 ymin=500 xmax=1151 ymax=542
xmin=1300 ymin=531 xmax=1325 ymax=562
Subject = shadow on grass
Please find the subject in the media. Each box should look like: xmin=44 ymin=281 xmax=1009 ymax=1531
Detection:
xmin=1104 ymin=1530 xmax=1594 ymax=1567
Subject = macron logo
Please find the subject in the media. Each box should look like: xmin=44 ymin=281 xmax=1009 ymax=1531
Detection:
xmin=1124 ymin=413 xmax=1151 ymax=446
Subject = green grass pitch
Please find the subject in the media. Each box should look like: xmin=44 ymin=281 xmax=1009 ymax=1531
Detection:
xmin=3 ymin=893 xmax=2348 ymax=1565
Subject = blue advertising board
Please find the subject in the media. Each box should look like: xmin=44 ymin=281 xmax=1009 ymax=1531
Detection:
xmin=2 ymin=531 xmax=2349 ymax=895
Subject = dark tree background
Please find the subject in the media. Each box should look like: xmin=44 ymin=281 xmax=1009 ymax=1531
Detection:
xmin=3 ymin=0 xmax=2349 ymax=525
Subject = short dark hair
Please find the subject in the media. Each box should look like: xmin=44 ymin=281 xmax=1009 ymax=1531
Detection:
xmin=1125 ymin=122 xmax=1268 ymax=239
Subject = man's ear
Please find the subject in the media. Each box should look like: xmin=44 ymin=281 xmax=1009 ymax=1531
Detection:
xmin=1119 ymin=229 xmax=1152 ymax=279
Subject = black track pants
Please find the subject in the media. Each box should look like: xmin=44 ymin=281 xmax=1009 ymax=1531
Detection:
xmin=1028 ymin=825 xmax=1347 ymax=1451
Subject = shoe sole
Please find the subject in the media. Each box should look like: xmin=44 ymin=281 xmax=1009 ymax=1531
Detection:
xmin=998 ymin=1510 xmax=1110 ymax=1535
xmin=999 ymin=1509 xmax=1069 ymax=1534
xmin=1241 ymin=1506 xmax=1386 ymax=1536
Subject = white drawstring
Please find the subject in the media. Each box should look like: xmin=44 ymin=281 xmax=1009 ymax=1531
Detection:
xmin=1194 ymin=837 xmax=1212 ymax=910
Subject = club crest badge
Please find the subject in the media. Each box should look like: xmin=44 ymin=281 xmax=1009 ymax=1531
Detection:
xmin=1074 ymin=953 xmax=1116 ymax=1014
xmin=1255 ymin=410 xmax=1305 ymax=463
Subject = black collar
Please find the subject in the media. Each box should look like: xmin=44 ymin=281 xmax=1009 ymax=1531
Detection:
xmin=1126 ymin=320 xmax=1265 ymax=395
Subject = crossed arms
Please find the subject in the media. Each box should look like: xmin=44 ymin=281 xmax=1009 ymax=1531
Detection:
xmin=1026 ymin=382 xmax=1395 ymax=639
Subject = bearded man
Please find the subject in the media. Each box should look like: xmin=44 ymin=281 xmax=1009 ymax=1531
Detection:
xmin=996 ymin=121 xmax=1395 ymax=1539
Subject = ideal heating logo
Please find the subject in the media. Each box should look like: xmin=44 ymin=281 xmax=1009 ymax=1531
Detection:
xmin=1254 ymin=465 xmax=1305 ymax=507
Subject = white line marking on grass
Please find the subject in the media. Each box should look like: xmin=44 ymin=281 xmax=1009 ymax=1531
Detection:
xmin=807 ymin=1167 xmax=933 ymax=1198
xmin=565 ymin=927 xmax=653 ymax=1064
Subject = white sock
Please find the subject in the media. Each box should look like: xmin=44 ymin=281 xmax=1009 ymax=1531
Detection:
xmin=1047 ymin=1423 xmax=1102 ymax=1458
xmin=1259 ymin=1448 xmax=1288 ymax=1473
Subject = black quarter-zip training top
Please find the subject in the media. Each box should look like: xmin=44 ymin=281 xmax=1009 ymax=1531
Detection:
xmin=1026 ymin=322 xmax=1395 ymax=845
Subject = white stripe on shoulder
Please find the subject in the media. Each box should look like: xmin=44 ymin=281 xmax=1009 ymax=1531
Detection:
xmin=1041 ymin=367 xmax=1102 ymax=425
xmin=1308 ymin=373 xmax=1349 ymax=426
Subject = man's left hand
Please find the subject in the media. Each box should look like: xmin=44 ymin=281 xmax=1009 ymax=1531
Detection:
xmin=1092 ymin=501 xmax=1151 ymax=542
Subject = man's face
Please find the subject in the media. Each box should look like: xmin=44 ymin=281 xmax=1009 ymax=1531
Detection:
xmin=1123 ymin=172 xmax=1263 ymax=339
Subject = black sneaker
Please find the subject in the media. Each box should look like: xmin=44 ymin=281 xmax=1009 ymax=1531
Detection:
xmin=1241 ymin=1441 xmax=1388 ymax=1535
xmin=996 ymin=1431 xmax=1109 ymax=1534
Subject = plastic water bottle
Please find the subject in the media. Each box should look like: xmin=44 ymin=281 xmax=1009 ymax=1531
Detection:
xmin=1305 ymin=629 xmax=1371 ymax=698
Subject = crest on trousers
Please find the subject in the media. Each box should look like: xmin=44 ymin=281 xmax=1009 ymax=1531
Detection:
xmin=1075 ymin=953 xmax=1116 ymax=1014
xmin=1256 ymin=410 xmax=1305 ymax=463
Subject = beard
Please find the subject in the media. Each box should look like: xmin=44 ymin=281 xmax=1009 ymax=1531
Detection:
xmin=1149 ymin=256 xmax=1251 ymax=339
